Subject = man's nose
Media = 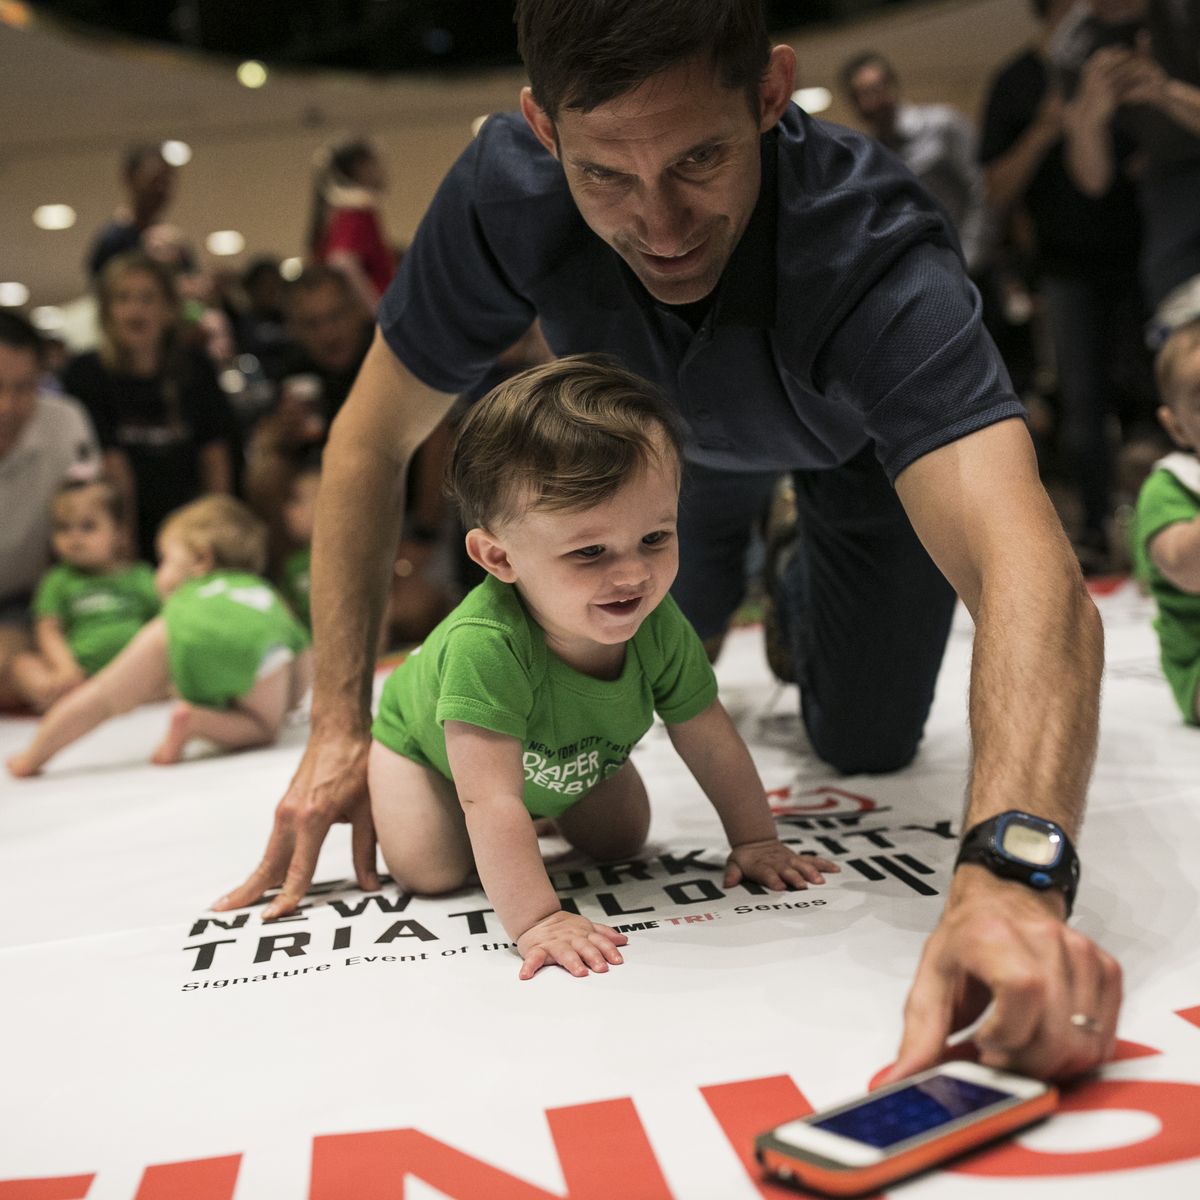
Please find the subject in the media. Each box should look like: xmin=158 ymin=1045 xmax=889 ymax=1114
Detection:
xmin=634 ymin=181 xmax=692 ymax=255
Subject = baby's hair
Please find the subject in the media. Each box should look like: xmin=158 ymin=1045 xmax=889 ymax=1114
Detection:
xmin=1157 ymin=318 xmax=1200 ymax=409
xmin=158 ymin=495 xmax=268 ymax=575
xmin=53 ymin=477 xmax=125 ymax=525
xmin=448 ymin=354 xmax=685 ymax=530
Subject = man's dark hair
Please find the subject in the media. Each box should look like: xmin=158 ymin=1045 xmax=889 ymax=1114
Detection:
xmin=515 ymin=0 xmax=770 ymax=121
xmin=0 ymin=310 xmax=44 ymax=362
xmin=838 ymin=51 xmax=897 ymax=96
xmin=285 ymin=264 xmax=357 ymax=307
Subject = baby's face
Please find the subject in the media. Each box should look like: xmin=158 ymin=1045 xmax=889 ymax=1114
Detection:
xmin=487 ymin=449 xmax=680 ymax=673
xmin=52 ymin=492 xmax=120 ymax=573
xmin=1162 ymin=349 xmax=1200 ymax=452
xmin=155 ymin=533 xmax=208 ymax=599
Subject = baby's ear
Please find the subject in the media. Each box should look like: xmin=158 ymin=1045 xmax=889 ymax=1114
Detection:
xmin=1158 ymin=404 xmax=1191 ymax=450
xmin=464 ymin=528 xmax=516 ymax=583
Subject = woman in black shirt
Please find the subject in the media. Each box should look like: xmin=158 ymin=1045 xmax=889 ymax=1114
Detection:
xmin=63 ymin=253 xmax=234 ymax=560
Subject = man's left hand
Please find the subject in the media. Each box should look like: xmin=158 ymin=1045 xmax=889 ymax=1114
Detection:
xmin=878 ymin=865 xmax=1122 ymax=1084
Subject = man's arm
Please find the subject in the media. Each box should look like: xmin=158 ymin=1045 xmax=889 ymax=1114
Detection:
xmin=882 ymin=417 xmax=1119 ymax=1082
xmin=1063 ymin=48 xmax=1125 ymax=196
xmin=982 ymin=89 xmax=1063 ymax=215
xmin=214 ymin=330 xmax=456 ymax=917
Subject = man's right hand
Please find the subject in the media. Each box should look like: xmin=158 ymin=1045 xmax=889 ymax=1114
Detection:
xmin=212 ymin=727 xmax=378 ymax=919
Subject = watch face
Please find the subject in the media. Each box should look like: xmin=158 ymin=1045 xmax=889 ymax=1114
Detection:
xmin=1000 ymin=819 xmax=1061 ymax=866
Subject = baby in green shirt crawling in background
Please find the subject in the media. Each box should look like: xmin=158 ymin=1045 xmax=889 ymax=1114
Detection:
xmin=7 ymin=495 xmax=310 ymax=776
xmin=369 ymin=354 xmax=838 ymax=982
xmin=11 ymin=477 xmax=158 ymax=713
xmin=279 ymin=452 xmax=320 ymax=630
xmin=1134 ymin=318 xmax=1200 ymax=723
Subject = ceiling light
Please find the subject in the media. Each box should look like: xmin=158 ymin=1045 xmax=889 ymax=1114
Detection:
xmin=161 ymin=140 xmax=192 ymax=167
xmin=33 ymin=204 xmax=76 ymax=231
xmin=280 ymin=257 xmax=303 ymax=281
xmin=206 ymin=230 xmax=245 ymax=256
xmin=31 ymin=306 xmax=65 ymax=331
xmin=0 ymin=282 xmax=30 ymax=307
xmin=237 ymin=60 xmax=268 ymax=89
xmin=792 ymin=87 xmax=832 ymax=115
xmin=0 ymin=2 xmax=32 ymax=31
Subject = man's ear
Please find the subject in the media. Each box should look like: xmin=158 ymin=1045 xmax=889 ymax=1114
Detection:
xmin=520 ymin=86 xmax=560 ymax=159
xmin=758 ymin=44 xmax=797 ymax=132
xmin=465 ymin=527 xmax=517 ymax=583
xmin=192 ymin=547 xmax=216 ymax=577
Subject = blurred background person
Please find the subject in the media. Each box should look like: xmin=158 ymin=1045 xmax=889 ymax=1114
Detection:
xmin=0 ymin=312 xmax=100 ymax=709
xmin=981 ymin=0 xmax=1158 ymax=572
xmin=307 ymin=136 xmax=396 ymax=315
xmin=62 ymin=252 xmax=235 ymax=561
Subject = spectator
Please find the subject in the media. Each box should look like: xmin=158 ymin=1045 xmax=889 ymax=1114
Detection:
xmin=981 ymin=0 xmax=1157 ymax=570
xmin=231 ymin=257 xmax=294 ymax=382
xmin=1064 ymin=0 xmax=1200 ymax=319
xmin=86 ymin=144 xmax=189 ymax=280
xmin=840 ymin=51 xmax=992 ymax=274
xmin=308 ymin=137 xmax=396 ymax=314
xmin=0 ymin=312 xmax=100 ymax=707
xmin=62 ymin=252 xmax=235 ymax=561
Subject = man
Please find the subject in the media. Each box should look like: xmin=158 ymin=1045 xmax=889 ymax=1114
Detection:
xmin=86 ymin=144 xmax=186 ymax=280
xmin=840 ymin=51 xmax=992 ymax=275
xmin=0 ymin=312 xmax=99 ymax=706
xmin=217 ymin=0 xmax=1118 ymax=1082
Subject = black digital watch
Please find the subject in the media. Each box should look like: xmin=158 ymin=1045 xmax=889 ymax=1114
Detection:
xmin=954 ymin=811 xmax=1081 ymax=916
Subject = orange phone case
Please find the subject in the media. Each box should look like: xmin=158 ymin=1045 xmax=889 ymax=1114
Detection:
xmin=755 ymin=1080 xmax=1058 ymax=1196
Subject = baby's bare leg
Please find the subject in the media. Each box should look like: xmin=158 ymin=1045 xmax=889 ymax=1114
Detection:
xmin=287 ymin=647 xmax=313 ymax=711
xmin=6 ymin=619 xmax=171 ymax=776
xmin=555 ymin=760 xmax=651 ymax=862
xmin=151 ymin=664 xmax=291 ymax=765
xmin=369 ymin=740 xmax=474 ymax=894
xmin=0 ymin=624 xmax=32 ymax=709
xmin=10 ymin=651 xmax=77 ymax=713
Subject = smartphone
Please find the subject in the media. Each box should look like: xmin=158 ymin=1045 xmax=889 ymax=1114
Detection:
xmin=755 ymin=1061 xmax=1056 ymax=1197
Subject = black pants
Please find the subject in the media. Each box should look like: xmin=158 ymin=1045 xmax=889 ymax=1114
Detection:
xmin=673 ymin=444 xmax=956 ymax=774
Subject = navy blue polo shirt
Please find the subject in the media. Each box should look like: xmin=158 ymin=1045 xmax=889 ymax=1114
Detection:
xmin=379 ymin=105 xmax=1022 ymax=481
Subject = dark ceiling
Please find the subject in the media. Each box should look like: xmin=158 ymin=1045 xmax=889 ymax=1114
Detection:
xmin=33 ymin=1 xmax=906 ymax=74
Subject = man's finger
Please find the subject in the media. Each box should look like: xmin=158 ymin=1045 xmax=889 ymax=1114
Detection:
xmin=262 ymin=817 xmax=331 ymax=919
xmin=351 ymin=805 xmax=380 ymax=894
xmin=212 ymin=825 xmax=295 ymax=911
xmin=878 ymin=945 xmax=956 ymax=1086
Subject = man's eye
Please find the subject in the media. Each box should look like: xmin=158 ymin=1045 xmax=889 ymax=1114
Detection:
xmin=574 ymin=545 xmax=604 ymax=559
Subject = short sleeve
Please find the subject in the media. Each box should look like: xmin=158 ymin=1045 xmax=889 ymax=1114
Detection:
xmin=1136 ymin=470 xmax=1200 ymax=560
xmin=322 ymin=209 xmax=373 ymax=257
xmin=377 ymin=128 xmax=536 ymax=395
xmin=32 ymin=567 xmax=67 ymax=620
xmin=979 ymin=64 xmax=1032 ymax=166
xmin=640 ymin=596 xmax=719 ymax=724
xmin=815 ymin=241 xmax=1024 ymax=482
xmin=434 ymin=622 xmax=536 ymax=740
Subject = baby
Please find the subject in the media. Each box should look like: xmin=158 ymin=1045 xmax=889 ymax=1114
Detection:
xmin=280 ymin=452 xmax=320 ymax=628
xmin=7 ymin=495 xmax=311 ymax=775
xmin=12 ymin=478 xmax=158 ymax=712
xmin=369 ymin=355 xmax=838 ymax=980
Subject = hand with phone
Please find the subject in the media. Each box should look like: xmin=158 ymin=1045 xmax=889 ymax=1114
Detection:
xmin=756 ymin=1061 xmax=1056 ymax=1196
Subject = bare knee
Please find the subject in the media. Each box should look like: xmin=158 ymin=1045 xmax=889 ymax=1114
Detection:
xmin=384 ymin=854 xmax=471 ymax=896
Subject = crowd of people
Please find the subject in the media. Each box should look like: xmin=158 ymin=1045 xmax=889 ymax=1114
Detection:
xmin=3 ymin=0 xmax=1200 ymax=1083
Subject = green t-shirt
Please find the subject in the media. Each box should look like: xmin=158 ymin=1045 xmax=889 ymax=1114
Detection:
xmin=32 ymin=561 xmax=160 ymax=675
xmin=162 ymin=570 xmax=310 ymax=708
xmin=1133 ymin=453 xmax=1200 ymax=722
xmin=281 ymin=547 xmax=311 ymax=628
xmin=372 ymin=574 xmax=718 ymax=818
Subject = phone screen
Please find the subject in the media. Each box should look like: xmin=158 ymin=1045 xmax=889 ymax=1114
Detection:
xmin=811 ymin=1075 xmax=1011 ymax=1150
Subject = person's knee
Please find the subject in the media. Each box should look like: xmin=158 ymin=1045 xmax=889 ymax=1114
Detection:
xmin=806 ymin=713 xmax=922 ymax=775
xmin=381 ymin=849 xmax=471 ymax=896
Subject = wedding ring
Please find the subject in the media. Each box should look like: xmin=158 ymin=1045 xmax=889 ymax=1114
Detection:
xmin=1069 ymin=1012 xmax=1102 ymax=1033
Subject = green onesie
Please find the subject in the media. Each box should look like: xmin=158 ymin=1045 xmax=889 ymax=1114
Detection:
xmin=32 ymin=562 xmax=160 ymax=675
xmin=372 ymin=574 xmax=718 ymax=818
xmin=162 ymin=570 xmax=309 ymax=708
xmin=1134 ymin=452 xmax=1200 ymax=722
xmin=281 ymin=546 xmax=311 ymax=628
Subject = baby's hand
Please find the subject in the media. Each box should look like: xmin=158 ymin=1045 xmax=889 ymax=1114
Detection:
xmin=6 ymin=751 xmax=40 ymax=779
xmin=515 ymin=910 xmax=629 ymax=980
xmin=724 ymin=839 xmax=839 ymax=891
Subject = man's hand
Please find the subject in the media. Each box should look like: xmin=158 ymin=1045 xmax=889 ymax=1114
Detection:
xmin=212 ymin=727 xmax=378 ymax=919
xmin=879 ymin=867 xmax=1122 ymax=1085
xmin=1076 ymin=46 xmax=1130 ymax=125
xmin=515 ymin=910 xmax=629 ymax=980
xmin=723 ymin=839 xmax=840 ymax=891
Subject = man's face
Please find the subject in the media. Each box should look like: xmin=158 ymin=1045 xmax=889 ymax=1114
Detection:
xmin=288 ymin=282 xmax=368 ymax=372
xmin=847 ymin=63 xmax=899 ymax=138
xmin=522 ymin=49 xmax=794 ymax=306
xmin=0 ymin=343 xmax=40 ymax=460
xmin=128 ymin=156 xmax=175 ymax=223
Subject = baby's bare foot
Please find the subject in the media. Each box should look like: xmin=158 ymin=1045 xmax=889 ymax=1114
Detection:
xmin=6 ymin=751 xmax=40 ymax=778
xmin=151 ymin=702 xmax=194 ymax=765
